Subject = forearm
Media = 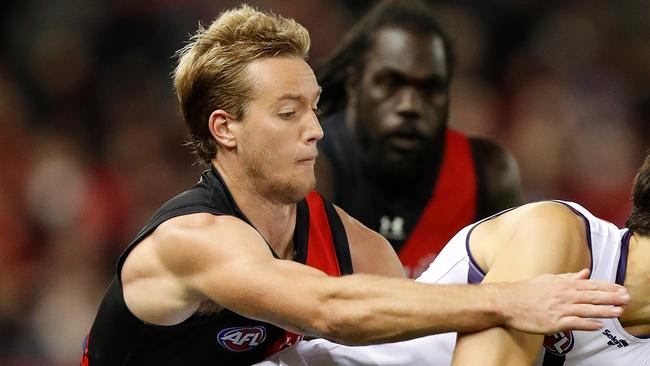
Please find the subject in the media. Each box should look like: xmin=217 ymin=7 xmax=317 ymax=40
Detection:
xmin=202 ymin=251 xmax=627 ymax=346
xmin=310 ymin=274 xmax=506 ymax=345
xmin=294 ymin=270 xmax=627 ymax=344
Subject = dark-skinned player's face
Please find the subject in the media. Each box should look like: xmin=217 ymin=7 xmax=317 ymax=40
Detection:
xmin=349 ymin=27 xmax=449 ymax=173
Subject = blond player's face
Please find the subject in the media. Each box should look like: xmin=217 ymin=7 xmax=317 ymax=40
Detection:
xmin=237 ymin=56 xmax=323 ymax=204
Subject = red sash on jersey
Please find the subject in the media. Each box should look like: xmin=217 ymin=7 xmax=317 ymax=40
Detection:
xmin=398 ymin=129 xmax=477 ymax=278
xmin=265 ymin=191 xmax=342 ymax=356
xmin=80 ymin=334 xmax=90 ymax=366
xmin=303 ymin=191 xmax=342 ymax=276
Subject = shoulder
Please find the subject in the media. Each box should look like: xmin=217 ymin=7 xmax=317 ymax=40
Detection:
xmin=468 ymin=137 xmax=519 ymax=177
xmin=513 ymin=200 xmax=583 ymax=221
xmin=154 ymin=213 xmax=254 ymax=247
xmin=143 ymin=213 xmax=268 ymax=275
xmin=473 ymin=201 xmax=590 ymax=275
xmin=468 ymin=136 xmax=522 ymax=215
xmin=333 ymin=206 xmax=405 ymax=278
xmin=501 ymin=201 xmax=586 ymax=236
xmin=488 ymin=201 xmax=587 ymax=248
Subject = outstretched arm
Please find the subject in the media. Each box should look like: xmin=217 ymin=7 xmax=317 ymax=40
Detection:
xmin=452 ymin=202 xmax=620 ymax=365
xmin=126 ymin=210 xmax=627 ymax=347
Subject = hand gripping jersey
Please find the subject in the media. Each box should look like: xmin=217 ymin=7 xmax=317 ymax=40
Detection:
xmin=81 ymin=166 xmax=353 ymax=366
xmin=255 ymin=201 xmax=650 ymax=366
xmin=319 ymin=113 xmax=477 ymax=278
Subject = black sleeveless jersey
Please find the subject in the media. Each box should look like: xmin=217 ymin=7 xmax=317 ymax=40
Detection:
xmin=82 ymin=165 xmax=353 ymax=365
xmin=319 ymin=113 xmax=479 ymax=278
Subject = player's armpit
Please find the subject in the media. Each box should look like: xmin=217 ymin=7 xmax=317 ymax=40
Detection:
xmin=334 ymin=205 xmax=406 ymax=278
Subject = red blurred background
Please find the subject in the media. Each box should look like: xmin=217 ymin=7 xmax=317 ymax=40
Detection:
xmin=0 ymin=0 xmax=646 ymax=364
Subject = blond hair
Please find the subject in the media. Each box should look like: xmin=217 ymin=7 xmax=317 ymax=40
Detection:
xmin=173 ymin=5 xmax=310 ymax=165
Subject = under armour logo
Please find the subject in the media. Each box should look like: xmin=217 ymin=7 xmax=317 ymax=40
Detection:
xmin=379 ymin=216 xmax=405 ymax=240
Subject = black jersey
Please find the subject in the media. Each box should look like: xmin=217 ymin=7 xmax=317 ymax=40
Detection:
xmin=319 ymin=113 xmax=478 ymax=278
xmin=82 ymin=165 xmax=353 ymax=365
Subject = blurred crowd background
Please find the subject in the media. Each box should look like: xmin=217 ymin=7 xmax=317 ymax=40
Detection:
xmin=0 ymin=0 xmax=647 ymax=364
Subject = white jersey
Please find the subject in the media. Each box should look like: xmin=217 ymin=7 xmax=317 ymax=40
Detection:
xmin=256 ymin=201 xmax=650 ymax=366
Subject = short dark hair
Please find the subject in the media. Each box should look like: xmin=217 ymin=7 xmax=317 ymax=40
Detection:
xmin=626 ymin=151 xmax=650 ymax=236
xmin=316 ymin=0 xmax=454 ymax=117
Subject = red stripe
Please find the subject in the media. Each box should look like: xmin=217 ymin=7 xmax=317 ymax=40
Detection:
xmin=80 ymin=333 xmax=90 ymax=366
xmin=304 ymin=191 xmax=341 ymax=276
xmin=265 ymin=192 xmax=340 ymax=357
xmin=398 ymin=129 xmax=477 ymax=277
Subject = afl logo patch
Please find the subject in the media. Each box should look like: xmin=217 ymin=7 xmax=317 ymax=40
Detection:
xmin=543 ymin=331 xmax=574 ymax=355
xmin=217 ymin=326 xmax=266 ymax=352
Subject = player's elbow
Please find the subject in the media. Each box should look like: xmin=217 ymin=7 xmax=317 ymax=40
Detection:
xmin=307 ymin=298 xmax=378 ymax=345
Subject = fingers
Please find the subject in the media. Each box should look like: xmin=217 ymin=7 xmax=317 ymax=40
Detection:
xmin=558 ymin=269 xmax=630 ymax=305
xmin=558 ymin=316 xmax=604 ymax=332
xmin=505 ymin=272 xmax=629 ymax=334
xmin=559 ymin=268 xmax=590 ymax=280
xmin=573 ymin=278 xmax=627 ymax=294
xmin=573 ymin=288 xmax=630 ymax=306
xmin=564 ymin=303 xmax=624 ymax=320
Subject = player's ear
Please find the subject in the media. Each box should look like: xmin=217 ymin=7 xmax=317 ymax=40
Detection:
xmin=208 ymin=110 xmax=237 ymax=148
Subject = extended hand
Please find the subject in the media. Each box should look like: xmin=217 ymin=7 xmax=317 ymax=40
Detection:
xmin=499 ymin=269 xmax=629 ymax=334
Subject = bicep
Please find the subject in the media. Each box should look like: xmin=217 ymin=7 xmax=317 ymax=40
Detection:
xmin=194 ymin=253 xmax=330 ymax=331
xmin=156 ymin=215 xmax=331 ymax=333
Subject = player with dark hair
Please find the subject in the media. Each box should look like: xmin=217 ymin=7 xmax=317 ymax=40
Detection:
xmin=316 ymin=0 xmax=522 ymax=277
